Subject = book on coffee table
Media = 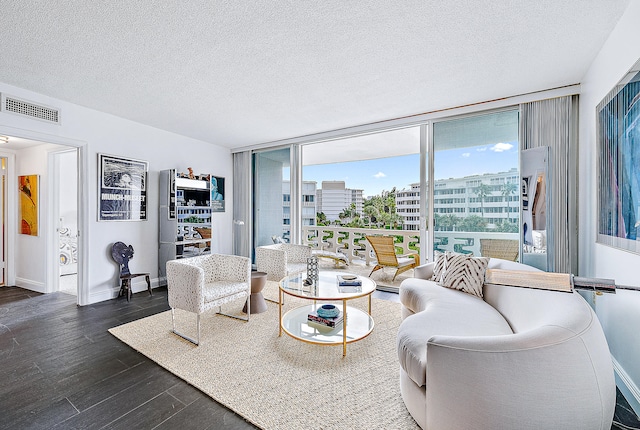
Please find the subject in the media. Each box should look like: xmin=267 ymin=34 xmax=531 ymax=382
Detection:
xmin=336 ymin=274 xmax=362 ymax=287
xmin=307 ymin=309 xmax=343 ymax=328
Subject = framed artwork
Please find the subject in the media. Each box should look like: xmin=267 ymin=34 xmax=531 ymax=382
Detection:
xmin=211 ymin=175 xmax=225 ymax=212
xmin=597 ymin=57 xmax=640 ymax=252
xmin=98 ymin=154 xmax=148 ymax=221
xmin=19 ymin=174 xmax=39 ymax=236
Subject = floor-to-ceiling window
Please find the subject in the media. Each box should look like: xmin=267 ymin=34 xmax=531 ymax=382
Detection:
xmin=253 ymin=147 xmax=291 ymax=250
xmin=430 ymin=109 xmax=520 ymax=260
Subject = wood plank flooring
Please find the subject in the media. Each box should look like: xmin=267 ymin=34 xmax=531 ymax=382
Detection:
xmin=0 ymin=286 xmax=255 ymax=430
xmin=0 ymin=285 xmax=638 ymax=430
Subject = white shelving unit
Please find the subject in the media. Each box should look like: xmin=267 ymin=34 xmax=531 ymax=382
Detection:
xmin=159 ymin=169 xmax=213 ymax=278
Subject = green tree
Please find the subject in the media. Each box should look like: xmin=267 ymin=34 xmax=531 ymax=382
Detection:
xmin=459 ymin=215 xmax=488 ymax=232
xmin=435 ymin=213 xmax=459 ymax=231
xmin=474 ymin=183 xmax=492 ymax=218
xmin=316 ymin=211 xmax=328 ymax=226
xmin=494 ymin=220 xmax=519 ymax=233
xmin=501 ymin=182 xmax=518 ymax=223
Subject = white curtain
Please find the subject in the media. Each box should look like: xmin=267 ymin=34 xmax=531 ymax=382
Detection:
xmin=232 ymin=151 xmax=252 ymax=258
xmin=520 ymin=95 xmax=579 ymax=273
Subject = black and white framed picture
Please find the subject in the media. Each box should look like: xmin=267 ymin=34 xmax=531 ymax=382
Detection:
xmin=98 ymin=153 xmax=148 ymax=221
xmin=211 ymin=175 xmax=225 ymax=212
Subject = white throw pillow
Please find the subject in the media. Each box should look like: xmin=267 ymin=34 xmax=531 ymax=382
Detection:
xmin=439 ymin=252 xmax=490 ymax=298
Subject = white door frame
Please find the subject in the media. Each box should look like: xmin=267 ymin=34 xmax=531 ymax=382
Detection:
xmin=0 ymin=151 xmax=16 ymax=286
xmin=47 ymin=147 xmax=79 ymax=295
xmin=0 ymin=125 xmax=88 ymax=304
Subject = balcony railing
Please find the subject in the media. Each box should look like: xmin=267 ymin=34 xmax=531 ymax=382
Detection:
xmin=302 ymin=225 xmax=519 ymax=265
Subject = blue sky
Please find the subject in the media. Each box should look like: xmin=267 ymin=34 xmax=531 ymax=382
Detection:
xmin=302 ymin=141 xmax=518 ymax=198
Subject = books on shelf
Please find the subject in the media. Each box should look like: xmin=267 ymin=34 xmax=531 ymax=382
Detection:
xmin=337 ymin=274 xmax=362 ymax=287
xmin=308 ymin=309 xmax=343 ymax=328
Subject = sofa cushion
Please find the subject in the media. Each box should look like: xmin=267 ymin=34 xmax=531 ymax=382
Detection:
xmin=440 ymin=253 xmax=490 ymax=298
xmin=397 ymin=284 xmax=513 ymax=387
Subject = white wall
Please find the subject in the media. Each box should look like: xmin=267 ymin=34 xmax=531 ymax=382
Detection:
xmin=579 ymin=1 xmax=640 ymax=414
xmin=0 ymin=81 xmax=234 ymax=304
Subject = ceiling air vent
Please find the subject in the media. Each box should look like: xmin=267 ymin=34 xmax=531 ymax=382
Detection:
xmin=0 ymin=93 xmax=61 ymax=124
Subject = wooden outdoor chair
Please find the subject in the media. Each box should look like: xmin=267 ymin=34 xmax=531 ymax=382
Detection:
xmin=480 ymin=239 xmax=519 ymax=261
xmin=366 ymin=235 xmax=420 ymax=281
xmin=111 ymin=241 xmax=151 ymax=301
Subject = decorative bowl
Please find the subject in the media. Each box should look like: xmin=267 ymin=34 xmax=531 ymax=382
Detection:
xmin=317 ymin=304 xmax=339 ymax=318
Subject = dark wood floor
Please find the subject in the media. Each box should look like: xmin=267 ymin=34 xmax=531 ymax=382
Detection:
xmin=0 ymin=285 xmax=638 ymax=430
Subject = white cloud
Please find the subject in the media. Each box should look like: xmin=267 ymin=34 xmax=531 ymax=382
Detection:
xmin=476 ymin=147 xmax=487 ymax=152
xmin=374 ymin=172 xmax=386 ymax=178
xmin=490 ymin=142 xmax=514 ymax=152
xmin=462 ymin=152 xmax=471 ymax=158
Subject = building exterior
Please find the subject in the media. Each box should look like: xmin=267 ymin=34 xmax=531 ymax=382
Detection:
xmin=316 ymin=181 xmax=364 ymax=222
xmin=396 ymin=168 xmax=520 ymax=230
xmin=282 ymin=180 xmax=318 ymax=239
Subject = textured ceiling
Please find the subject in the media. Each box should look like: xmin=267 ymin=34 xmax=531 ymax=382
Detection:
xmin=0 ymin=1 xmax=630 ymax=149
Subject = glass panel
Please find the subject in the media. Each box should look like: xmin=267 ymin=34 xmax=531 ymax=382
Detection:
xmin=432 ymin=110 xmax=520 ymax=259
xmin=300 ymin=127 xmax=421 ymax=268
xmin=253 ymin=148 xmax=291 ymax=250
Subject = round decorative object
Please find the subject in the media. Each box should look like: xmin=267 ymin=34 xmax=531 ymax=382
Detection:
xmin=317 ymin=304 xmax=339 ymax=318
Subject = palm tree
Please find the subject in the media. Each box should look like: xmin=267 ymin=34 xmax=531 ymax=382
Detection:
xmin=474 ymin=183 xmax=492 ymax=218
xmin=501 ymin=182 xmax=518 ymax=223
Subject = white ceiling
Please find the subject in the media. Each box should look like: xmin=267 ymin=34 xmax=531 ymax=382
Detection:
xmin=0 ymin=1 xmax=630 ymax=150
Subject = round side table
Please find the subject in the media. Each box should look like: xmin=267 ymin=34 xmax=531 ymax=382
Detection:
xmin=243 ymin=271 xmax=268 ymax=314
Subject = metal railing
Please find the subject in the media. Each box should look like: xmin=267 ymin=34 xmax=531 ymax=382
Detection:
xmin=302 ymin=225 xmax=518 ymax=264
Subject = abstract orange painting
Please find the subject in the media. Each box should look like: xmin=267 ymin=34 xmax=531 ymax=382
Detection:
xmin=19 ymin=174 xmax=38 ymax=236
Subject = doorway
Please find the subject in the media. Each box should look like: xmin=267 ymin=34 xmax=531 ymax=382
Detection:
xmin=55 ymin=149 xmax=78 ymax=295
xmin=1 ymin=157 xmax=5 ymax=286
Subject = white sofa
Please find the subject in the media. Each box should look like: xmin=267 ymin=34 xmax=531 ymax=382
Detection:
xmin=398 ymin=258 xmax=615 ymax=430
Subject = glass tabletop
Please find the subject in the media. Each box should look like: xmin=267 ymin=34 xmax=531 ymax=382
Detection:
xmin=279 ymin=270 xmax=376 ymax=300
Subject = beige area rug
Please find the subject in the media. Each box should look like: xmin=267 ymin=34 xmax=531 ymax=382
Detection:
xmin=109 ymin=281 xmax=419 ymax=430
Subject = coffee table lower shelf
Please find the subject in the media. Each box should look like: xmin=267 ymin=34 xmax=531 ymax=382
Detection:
xmin=280 ymin=304 xmax=374 ymax=356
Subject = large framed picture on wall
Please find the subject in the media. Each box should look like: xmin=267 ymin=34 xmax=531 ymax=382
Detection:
xmin=98 ymin=153 xmax=148 ymax=221
xmin=597 ymin=57 xmax=640 ymax=253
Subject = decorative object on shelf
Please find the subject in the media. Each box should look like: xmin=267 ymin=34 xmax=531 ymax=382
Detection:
xmin=316 ymin=304 xmax=339 ymax=318
xmin=19 ymin=174 xmax=39 ymax=236
xmin=306 ymin=255 xmax=319 ymax=283
xmin=98 ymin=153 xmax=148 ymax=222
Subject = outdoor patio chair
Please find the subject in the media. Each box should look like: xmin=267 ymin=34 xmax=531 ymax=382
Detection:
xmin=366 ymin=235 xmax=420 ymax=281
xmin=480 ymin=238 xmax=519 ymax=261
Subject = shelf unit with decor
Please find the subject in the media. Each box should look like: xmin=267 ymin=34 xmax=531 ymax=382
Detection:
xmin=159 ymin=169 xmax=213 ymax=279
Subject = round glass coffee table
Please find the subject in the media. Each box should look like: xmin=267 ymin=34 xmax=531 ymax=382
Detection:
xmin=278 ymin=270 xmax=376 ymax=356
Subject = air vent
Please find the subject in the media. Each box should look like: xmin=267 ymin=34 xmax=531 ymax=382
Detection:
xmin=0 ymin=93 xmax=60 ymax=124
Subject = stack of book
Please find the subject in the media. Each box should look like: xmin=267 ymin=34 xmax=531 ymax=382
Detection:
xmin=337 ymin=274 xmax=362 ymax=293
xmin=308 ymin=309 xmax=344 ymax=328
xmin=337 ymin=274 xmax=362 ymax=286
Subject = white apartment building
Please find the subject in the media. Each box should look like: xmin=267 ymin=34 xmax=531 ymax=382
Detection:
xmin=316 ymin=181 xmax=364 ymax=222
xmin=282 ymin=181 xmax=318 ymax=239
xmin=396 ymin=168 xmax=520 ymax=230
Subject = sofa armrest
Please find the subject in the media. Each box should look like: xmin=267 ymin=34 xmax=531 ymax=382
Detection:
xmin=425 ymin=326 xmax=615 ymax=430
xmin=166 ymin=260 xmax=205 ymax=313
xmin=413 ymin=262 xmax=435 ymax=280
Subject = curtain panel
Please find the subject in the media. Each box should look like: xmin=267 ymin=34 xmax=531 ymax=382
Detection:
xmin=519 ymin=95 xmax=579 ymax=273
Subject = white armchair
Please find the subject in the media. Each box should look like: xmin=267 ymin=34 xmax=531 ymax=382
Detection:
xmin=255 ymin=243 xmax=312 ymax=282
xmin=166 ymin=253 xmax=251 ymax=345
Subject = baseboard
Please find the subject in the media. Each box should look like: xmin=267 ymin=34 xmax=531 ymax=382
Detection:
xmin=15 ymin=277 xmax=46 ymax=293
xmin=613 ymin=355 xmax=640 ymax=417
xmin=87 ymin=277 xmax=161 ymax=305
